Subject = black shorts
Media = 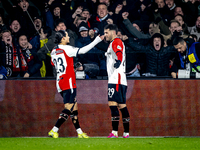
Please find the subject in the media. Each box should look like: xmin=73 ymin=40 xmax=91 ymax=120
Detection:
xmin=60 ymin=88 xmax=77 ymax=104
xmin=108 ymin=84 xmax=127 ymax=104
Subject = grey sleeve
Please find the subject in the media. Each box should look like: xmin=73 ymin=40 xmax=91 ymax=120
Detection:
xmin=123 ymin=19 xmax=151 ymax=39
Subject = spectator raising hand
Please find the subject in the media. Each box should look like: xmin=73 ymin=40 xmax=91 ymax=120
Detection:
xmin=72 ymin=6 xmax=83 ymax=19
xmin=115 ymin=4 xmax=123 ymax=14
xmin=122 ymin=12 xmax=129 ymax=20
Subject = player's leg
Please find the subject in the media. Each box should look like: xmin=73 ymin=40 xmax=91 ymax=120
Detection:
xmin=71 ymin=102 xmax=89 ymax=138
xmin=108 ymin=101 xmax=119 ymax=138
xmin=119 ymin=104 xmax=130 ymax=138
xmin=48 ymin=106 xmax=71 ymax=138
xmin=107 ymin=84 xmax=120 ymax=138
xmin=118 ymin=85 xmax=130 ymax=138
xmin=48 ymin=89 xmax=74 ymax=138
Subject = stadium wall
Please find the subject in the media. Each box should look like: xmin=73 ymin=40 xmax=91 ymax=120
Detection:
xmin=0 ymin=80 xmax=200 ymax=137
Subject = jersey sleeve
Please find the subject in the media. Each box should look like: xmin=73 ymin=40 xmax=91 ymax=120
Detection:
xmin=112 ymin=38 xmax=124 ymax=53
xmin=59 ymin=45 xmax=79 ymax=57
xmin=112 ymin=38 xmax=124 ymax=61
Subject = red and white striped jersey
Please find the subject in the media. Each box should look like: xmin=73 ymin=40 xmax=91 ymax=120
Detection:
xmin=51 ymin=45 xmax=78 ymax=92
xmin=105 ymin=38 xmax=127 ymax=86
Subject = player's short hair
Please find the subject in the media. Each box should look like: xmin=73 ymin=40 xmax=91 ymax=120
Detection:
xmin=104 ymin=24 xmax=118 ymax=33
xmin=173 ymin=36 xmax=184 ymax=45
xmin=54 ymin=30 xmax=66 ymax=44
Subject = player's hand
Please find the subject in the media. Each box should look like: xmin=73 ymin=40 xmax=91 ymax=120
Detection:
xmin=114 ymin=59 xmax=121 ymax=69
xmin=122 ymin=12 xmax=129 ymax=19
xmin=99 ymin=34 xmax=105 ymax=41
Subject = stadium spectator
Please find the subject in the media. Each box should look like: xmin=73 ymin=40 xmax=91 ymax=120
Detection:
xmin=80 ymin=8 xmax=92 ymax=28
xmin=188 ymin=34 xmax=198 ymax=42
xmin=29 ymin=16 xmax=44 ymax=50
xmin=38 ymin=26 xmax=53 ymax=77
xmin=72 ymin=15 xmax=87 ymax=35
xmin=162 ymin=19 xmax=189 ymax=46
xmin=165 ymin=0 xmax=177 ymax=16
xmin=9 ymin=19 xmax=26 ymax=47
xmin=152 ymin=0 xmax=172 ymax=26
xmin=48 ymin=30 xmax=104 ymax=138
xmin=171 ymin=36 xmax=196 ymax=78
xmin=127 ymin=33 xmax=176 ymax=76
xmin=44 ymin=0 xmax=73 ymax=30
xmin=173 ymin=4 xmax=196 ymax=27
xmin=174 ymin=14 xmax=189 ymax=35
xmin=135 ymin=0 xmax=154 ymax=33
xmin=18 ymin=34 xmax=42 ymax=77
xmin=0 ymin=30 xmax=41 ymax=77
xmin=91 ymin=2 xmax=113 ymax=35
xmin=75 ymin=22 xmax=102 ymax=78
xmin=122 ymin=12 xmax=161 ymax=40
xmin=0 ymin=30 xmax=24 ymax=77
xmin=188 ymin=16 xmax=200 ymax=41
xmin=8 ymin=0 xmax=40 ymax=38
xmin=151 ymin=1 xmax=172 ymax=35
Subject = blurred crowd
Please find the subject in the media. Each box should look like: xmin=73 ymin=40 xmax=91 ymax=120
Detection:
xmin=0 ymin=0 xmax=200 ymax=79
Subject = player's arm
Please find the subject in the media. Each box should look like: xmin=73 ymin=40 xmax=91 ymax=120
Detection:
xmin=77 ymin=35 xmax=104 ymax=55
xmin=113 ymin=39 xmax=123 ymax=69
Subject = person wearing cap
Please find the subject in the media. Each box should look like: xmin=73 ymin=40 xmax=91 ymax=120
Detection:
xmin=75 ymin=22 xmax=102 ymax=78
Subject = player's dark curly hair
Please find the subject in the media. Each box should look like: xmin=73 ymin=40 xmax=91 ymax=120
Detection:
xmin=104 ymin=24 xmax=118 ymax=33
xmin=54 ymin=30 xmax=66 ymax=44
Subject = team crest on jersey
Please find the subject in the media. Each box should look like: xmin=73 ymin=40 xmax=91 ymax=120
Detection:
xmin=117 ymin=45 xmax=122 ymax=50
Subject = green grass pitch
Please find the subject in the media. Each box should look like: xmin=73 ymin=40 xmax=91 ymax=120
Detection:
xmin=0 ymin=137 xmax=200 ymax=150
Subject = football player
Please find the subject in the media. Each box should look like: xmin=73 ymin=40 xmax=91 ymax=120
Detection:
xmin=104 ymin=24 xmax=130 ymax=138
xmin=48 ymin=30 xmax=104 ymax=138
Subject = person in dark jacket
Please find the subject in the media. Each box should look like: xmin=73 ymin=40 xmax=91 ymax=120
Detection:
xmin=8 ymin=0 xmax=40 ymax=39
xmin=170 ymin=36 xmax=196 ymax=78
xmin=91 ymin=3 xmax=113 ymax=35
xmin=127 ymin=33 xmax=176 ymax=76
xmin=75 ymin=22 xmax=102 ymax=78
xmin=18 ymin=34 xmax=42 ymax=77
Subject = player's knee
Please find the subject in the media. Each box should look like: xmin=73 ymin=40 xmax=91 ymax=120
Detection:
xmin=120 ymin=107 xmax=130 ymax=123
xmin=60 ymin=109 xmax=71 ymax=120
xmin=110 ymin=106 xmax=120 ymax=120
xmin=71 ymin=110 xmax=78 ymax=123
